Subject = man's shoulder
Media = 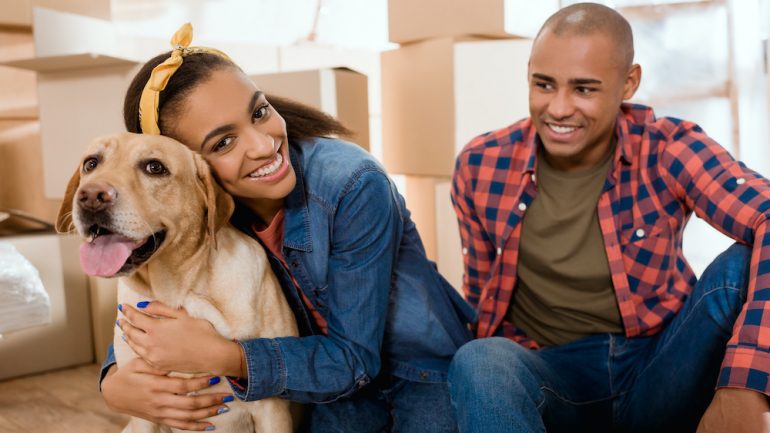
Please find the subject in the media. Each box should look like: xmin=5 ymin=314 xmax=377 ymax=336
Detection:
xmin=457 ymin=117 xmax=534 ymax=164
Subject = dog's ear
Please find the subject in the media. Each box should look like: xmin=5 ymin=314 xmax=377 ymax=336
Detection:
xmin=194 ymin=154 xmax=234 ymax=245
xmin=55 ymin=168 xmax=81 ymax=233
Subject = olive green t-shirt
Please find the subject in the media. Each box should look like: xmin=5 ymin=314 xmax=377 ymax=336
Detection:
xmin=509 ymin=149 xmax=623 ymax=347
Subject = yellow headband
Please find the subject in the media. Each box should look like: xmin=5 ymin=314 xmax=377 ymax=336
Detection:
xmin=138 ymin=22 xmax=232 ymax=135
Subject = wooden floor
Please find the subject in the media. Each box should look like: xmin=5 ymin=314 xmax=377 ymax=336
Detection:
xmin=0 ymin=363 xmax=129 ymax=433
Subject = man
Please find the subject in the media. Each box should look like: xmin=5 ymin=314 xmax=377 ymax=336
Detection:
xmin=449 ymin=3 xmax=770 ymax=432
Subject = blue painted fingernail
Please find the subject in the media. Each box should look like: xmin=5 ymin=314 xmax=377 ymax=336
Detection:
xmin=121 ymin=335 xmax=126 ymax=342
xmin=205 ymin=427 xmax=216 ymax=431
xmin=223 ymin=395 xmax=234 ymax=403
xmin=137 ymin=301 xmax=150 ymax=308
xmin=116 ymin=320 xmax=120 ymax=327
xmin=117 ymin=304 xmax=122 ymax=312
xmin=208 ymin=376 xmax=220 ymax=385
xmin=216 ymin=406 xmax=229 ymax=415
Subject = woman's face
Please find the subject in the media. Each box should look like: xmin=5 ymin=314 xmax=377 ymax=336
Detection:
xmin=169 ymin=67 xmax=296 ymax=211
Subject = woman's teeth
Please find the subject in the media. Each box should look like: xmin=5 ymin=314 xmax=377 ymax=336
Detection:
xmin=248 ymin=153 xmax=283 ymax=178
xmin=549 ymin=124 xmax=577 ymax=134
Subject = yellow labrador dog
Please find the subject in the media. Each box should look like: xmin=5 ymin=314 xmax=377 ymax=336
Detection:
xmin=56 ymin=132 xmax=298 ymax=433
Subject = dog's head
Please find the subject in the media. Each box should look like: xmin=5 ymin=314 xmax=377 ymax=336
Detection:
xmin=56 ymin=132 xmax=234 ymax=278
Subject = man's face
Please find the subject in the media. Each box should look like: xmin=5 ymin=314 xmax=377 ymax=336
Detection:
xmin=528 ymin=29 xmax=639 ymax=171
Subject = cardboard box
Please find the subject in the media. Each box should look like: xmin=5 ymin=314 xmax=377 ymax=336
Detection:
xmin=0 ymin=233 xmax=93 ymax=380
xmin=252 ymin=67 xmax=370 ymax=150
xmin=0 ymin=28 xmax=37 ymax=119
xmin=381 ymin=37 xmax=532 ymax=177
xmin=0 ymin=1 xmax=113 ymax=27
xmin=388 ymin=0 xmax=558 ymax=44
xmin=3 ymin=53 xmax=140 ymax=199
xmin=0 ymin=121 xmax=60 ymax=226
xmin=392 ymin=175 xmax=463 ymax=293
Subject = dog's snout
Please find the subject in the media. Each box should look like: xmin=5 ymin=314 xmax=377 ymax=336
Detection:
xmin=78 ymin=183 xmax=118 ymax=212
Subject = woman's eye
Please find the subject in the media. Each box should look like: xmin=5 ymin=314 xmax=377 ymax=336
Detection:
xmin=82 ymin=157 xmax=98 ymax=173
xmin=253 ymin=104 xmax=269 ymax=121
xmin=145 ymin=160 xmax=168 ymax=176
xmin=213 ymin=136 xmax=234 ymax=152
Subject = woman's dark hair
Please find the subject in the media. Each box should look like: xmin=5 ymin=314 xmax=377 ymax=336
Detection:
xmin=123 ymin=51 xmax=351 ymax=142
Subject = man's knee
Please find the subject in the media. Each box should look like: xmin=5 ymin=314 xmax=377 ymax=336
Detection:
xmin=700 ymin=242 xmax=751 ymax=292
xmin=449 ymin=337 xmax=532 ymax=387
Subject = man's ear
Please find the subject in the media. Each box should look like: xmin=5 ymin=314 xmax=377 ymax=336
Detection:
xmin=623 ymin=63 xmax=642 ymax=100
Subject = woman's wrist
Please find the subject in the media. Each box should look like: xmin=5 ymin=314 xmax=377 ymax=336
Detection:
xmin=215 ymin=339 xmax=246 ymax=378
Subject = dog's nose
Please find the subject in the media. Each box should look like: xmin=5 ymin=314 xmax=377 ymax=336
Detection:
xmin=78 ymin=183 xmax=118 ymax=212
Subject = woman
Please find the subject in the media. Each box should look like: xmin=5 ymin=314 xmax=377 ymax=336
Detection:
xmin=102 ymin=24 xmax=475 ymax=432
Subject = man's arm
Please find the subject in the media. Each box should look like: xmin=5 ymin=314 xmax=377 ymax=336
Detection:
xmin=451 ymin=150 xmax=496 ymax=309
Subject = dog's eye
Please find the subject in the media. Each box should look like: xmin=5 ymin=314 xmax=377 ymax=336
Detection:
xmin=145 ymin=160 xmax=169 ymax=176
xmin=83 ymin=158 xmax=98 ymax=173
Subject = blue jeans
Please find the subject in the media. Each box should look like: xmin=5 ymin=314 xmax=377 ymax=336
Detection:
xmin=300 ymin=375 xmax=458 ymax=433
xmin=448 ymin=243 xmax=751 ymax=433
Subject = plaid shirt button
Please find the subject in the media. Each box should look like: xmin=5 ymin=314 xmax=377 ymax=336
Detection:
xmin=737 ymin=177 xmax=746 ymax=185
xmin=518 ymin=203 xmax=527 ymax=211
xmin=636 ymin=228 xmax=645 ymax=238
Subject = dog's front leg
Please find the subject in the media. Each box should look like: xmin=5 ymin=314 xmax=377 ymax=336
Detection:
xmin=249 ymin=397 xmax=294 ymax=433
xmin=121 ymin=416 xmax=169 ymax=433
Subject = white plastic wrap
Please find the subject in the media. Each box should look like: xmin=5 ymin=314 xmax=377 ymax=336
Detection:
xmin=0 ymin=241 xmax=51 ymax=336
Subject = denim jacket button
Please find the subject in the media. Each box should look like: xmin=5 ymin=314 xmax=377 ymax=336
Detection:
xmin=419 ymin=371 xmax=429 ymax=380
xmin=291 ymin=260 xmax=299 ymax=268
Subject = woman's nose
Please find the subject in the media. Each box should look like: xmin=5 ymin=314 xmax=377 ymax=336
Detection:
xmin=244 ymin=130 xmax=276 ymax=159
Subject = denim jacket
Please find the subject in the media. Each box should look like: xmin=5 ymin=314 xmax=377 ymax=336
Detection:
xmin=101 ymin=137 xmax=475 ymax=403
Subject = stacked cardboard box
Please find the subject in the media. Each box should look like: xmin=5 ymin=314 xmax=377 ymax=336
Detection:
xmin=382 ymin=1 xmax=558 ymax=291
xmin=251 ymin=67 xmax=370 ymax=150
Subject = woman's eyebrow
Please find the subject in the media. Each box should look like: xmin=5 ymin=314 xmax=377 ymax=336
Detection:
xmin=200 ymin=91 xmax=266 ymax=150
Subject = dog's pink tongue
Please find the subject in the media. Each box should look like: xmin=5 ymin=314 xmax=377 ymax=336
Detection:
xmin=80 ymin=234 xmax=141 ymax=277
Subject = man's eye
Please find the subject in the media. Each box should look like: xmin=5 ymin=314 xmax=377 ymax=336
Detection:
xmin=535 ymin=82 xmax=553 ymax=90
xmin=82 ymin=158 xmax=98 ymax=173
xmin=145 ymin=160 xmax=168 ymax=176
xmin=576 ymin=87 xmax=595 ymax=94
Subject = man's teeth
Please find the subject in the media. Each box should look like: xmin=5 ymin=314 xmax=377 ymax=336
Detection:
xmin=248 ymin=153 xmax=283 ymax=178
xmin=549 ymin=124 xmax=577 ymax=134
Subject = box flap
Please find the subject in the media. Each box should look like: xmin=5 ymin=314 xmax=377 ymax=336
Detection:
xmin=2 ymin=53 xmax=138 ymax=73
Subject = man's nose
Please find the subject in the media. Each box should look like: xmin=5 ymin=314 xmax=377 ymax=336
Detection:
xmin=547 ymin=90 xmax=575 ymax=120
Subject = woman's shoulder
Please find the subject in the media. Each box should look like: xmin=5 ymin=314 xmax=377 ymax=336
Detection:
xmin=295 ymin=137 xmax=384 ymax=179
xmin=293 ymin=137 xmax=389 ymax=201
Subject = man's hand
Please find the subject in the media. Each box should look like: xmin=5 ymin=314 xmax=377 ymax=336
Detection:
xmin=697 ymin=388 xmax=770 ymax=433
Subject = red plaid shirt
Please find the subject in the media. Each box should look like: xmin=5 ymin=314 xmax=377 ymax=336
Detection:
xmin=452 ymin=103 xmax=770 ymax=395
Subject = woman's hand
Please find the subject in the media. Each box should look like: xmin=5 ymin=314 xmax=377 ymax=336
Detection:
xmin=102 ymin=358 xmax=233 ymax=431
xmin=118 ymin=301 xmax=243 ymax=377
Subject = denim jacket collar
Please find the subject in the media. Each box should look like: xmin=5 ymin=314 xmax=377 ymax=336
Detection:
xmin=281 ymin=143 xmax=312 ymax=252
